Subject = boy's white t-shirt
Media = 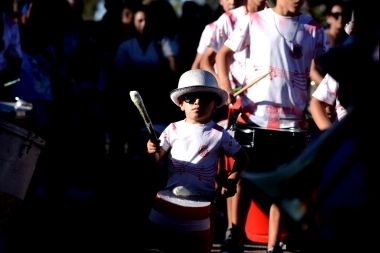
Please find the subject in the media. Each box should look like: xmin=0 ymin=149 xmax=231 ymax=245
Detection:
xmin=210 ymin=6 xmax=249 ymax=88
xmin=196 ymin=22 xmax=216 ymax=55
xmin=224 ymin=8 xmax=330 ymax=129
xmin=312 ymin=73 xmax=347 ymax=121
xmin=159 ymin=120 xmax=241 ymax=192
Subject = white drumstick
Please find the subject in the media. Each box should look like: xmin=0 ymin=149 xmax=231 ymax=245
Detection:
xmin=3 ymin=78 xmax=21 ymax=87
xmin=173 ymin=186 xmax=219 ymax=198
xmin=129 ymin=90 xmax=158 ymax=142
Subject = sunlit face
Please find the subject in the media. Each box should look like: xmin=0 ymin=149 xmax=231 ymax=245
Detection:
xmin=219 ymin=0 xmax=244 ymax=12
xmin=133 ymin=10 xmax=146 ymax=34
xmin=276 ymin=0 xmax=306 ymax=16
xmin=179 ymin=92 xmax=217 ymax=124
xmin=248 ymin=0 xmax=268 ymax=8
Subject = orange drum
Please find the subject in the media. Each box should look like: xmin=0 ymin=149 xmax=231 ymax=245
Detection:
xmin=149 ymin=190 xmax=212 ymax=253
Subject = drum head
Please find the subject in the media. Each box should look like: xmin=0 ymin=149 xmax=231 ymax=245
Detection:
xmin=158 ymin=190 xmax=211 ymax=208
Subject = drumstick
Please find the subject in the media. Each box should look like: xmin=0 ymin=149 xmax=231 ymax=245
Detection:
xmin=3 ymin=78 xmax=20 ymax=87
xmin=172 ymin=186 xmax=219 ymax=198
xmin=233 ymin=70 xmax=271 ymax=97
xmin=129 ymin=90 xmax=158 ymax=142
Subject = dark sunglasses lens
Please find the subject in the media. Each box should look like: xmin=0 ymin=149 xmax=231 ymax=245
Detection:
xmin=182 ymin=93 xmax=214 ymax=104
xmin=331 ymin=12 xmax=342 ymax=19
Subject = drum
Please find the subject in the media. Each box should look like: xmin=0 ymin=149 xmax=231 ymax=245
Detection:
xmin=149 ymin=189 xmax=212 ymax=253
xmin=227 ymin=124 xmax=310 ymax=244
xmin=230 ymin=124 xmax=310 ymax=172
xmin=0 ymin=119 xmax=45 ymax=251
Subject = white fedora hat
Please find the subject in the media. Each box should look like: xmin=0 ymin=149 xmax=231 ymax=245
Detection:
xmin=170 ymin=69 xmax=228 ymax=108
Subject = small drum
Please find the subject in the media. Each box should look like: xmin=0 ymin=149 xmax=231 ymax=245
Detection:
xmin=0 ymin=119 xmax=45 ymax=250
xmin=149 ymin=190 xmax=212 ymax=252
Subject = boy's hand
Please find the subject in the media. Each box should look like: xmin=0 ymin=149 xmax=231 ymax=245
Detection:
xmin=147 ymin=139 xmax=161 ymax=154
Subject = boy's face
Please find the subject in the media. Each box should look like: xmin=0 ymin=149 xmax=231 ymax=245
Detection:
xmin=219 ymin=0 xmax=244 ymax=12
xmin=277 ymin=0 xmax=305 ymax=14
xmin=179 ymin=92 xmax=217 ymax=124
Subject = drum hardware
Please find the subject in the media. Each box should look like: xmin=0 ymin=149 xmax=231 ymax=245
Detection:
xmin=280 ymin=117 xmax=313 ymax=122
xmin=228 ymin=124 xmax=255 ymax=148
xmin=0 ymin=97 xmax=33 ymax=114
xmin=229 ymin=123 xmax=310 ymax=150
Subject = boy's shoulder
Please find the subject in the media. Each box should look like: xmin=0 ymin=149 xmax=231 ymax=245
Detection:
xmin=217 ymin=6 xmax=246 ymax=24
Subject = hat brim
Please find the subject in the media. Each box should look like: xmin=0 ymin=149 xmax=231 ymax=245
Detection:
xmin=170 ymin=86 xmax=228 ymax=108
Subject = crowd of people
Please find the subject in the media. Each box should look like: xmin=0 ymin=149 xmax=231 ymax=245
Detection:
xmin=0 ymin=0 xmax=378 ymax=252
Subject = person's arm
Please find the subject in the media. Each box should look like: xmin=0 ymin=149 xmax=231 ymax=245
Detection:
xmin=166 ymin=55 xmax=177 ymax=72
xmin=146 ymin=139 xmax=166 ymax=163
xmin=309 ymin=97 xmax=333 ymax=130
xmin=309 ymin=74 xmax=339 ymax=130
xmin=309 ymin=59 xmax=324 ymax=85
xmin=192 ymin=23 xmax=213 ymax=70
xmin=200 ymin=47 xmax=217 ymax=76
xmin=191 ymin=53 xmax=203 ymax=70
xmin=220 ymin=147 xmax=248 ymax=197
xmin=228 ymin=147 xmax=248 ymax=181
xmin=215 ymin=45 xmax=235 ymax=105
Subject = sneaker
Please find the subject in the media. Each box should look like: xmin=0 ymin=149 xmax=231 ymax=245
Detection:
xmin=219 ymin=228 xmax=244 ymax=253
xmin=267 ymin=244 xmax=283 ymax=253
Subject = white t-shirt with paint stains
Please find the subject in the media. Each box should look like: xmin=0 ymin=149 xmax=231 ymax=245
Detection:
xmin=224 ymin=8 xmax=330 ymax=128
xmin=312 ymin=73 xmax=347 ymax=121
xmin=159 ymin=120 xmax=241 ymax=192
xmin=210 ymin=6 xmax=249 ymax=88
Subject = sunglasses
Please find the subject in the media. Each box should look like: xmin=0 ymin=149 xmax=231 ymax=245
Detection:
xmin=181 ymin=92 xmax=216 ymax=104
xmin=330 ymin=12 xmax=343 ymax=19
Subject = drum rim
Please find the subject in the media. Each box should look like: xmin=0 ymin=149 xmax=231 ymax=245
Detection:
xmin=235 ymin=123 xmax=308 ymax=133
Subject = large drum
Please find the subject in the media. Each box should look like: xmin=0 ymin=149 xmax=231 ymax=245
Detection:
xmin=149 ymin=189 xmax=212 ymax=253
xmin=227 ymin=123 xmax=310 ymax=244
xmin=0 ymin=119 xmax=45 ymax=251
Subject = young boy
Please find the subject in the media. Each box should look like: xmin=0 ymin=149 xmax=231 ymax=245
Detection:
xmin=146 ymin=69 xmax=249 ymax=253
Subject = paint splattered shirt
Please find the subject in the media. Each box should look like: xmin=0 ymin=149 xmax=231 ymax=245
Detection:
xmin=312 ymin=73 xmax=347 ymax=121
xmin=159 ymin=120 xmax=241 ymax=192
xmin=224 ymin=8 xmax=330 ymax=128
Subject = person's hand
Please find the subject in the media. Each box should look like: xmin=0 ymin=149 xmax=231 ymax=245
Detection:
xmin=220 ymin=178 xmax=237 ymax=198
xmin=227 ymin=92 xmax=236 ymax=106
xmin=147 ymin=139 xmax=160 ymax=154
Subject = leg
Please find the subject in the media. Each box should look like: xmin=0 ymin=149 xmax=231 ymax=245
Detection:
xmin=267 ymin=203 xmax=283 ymax=253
